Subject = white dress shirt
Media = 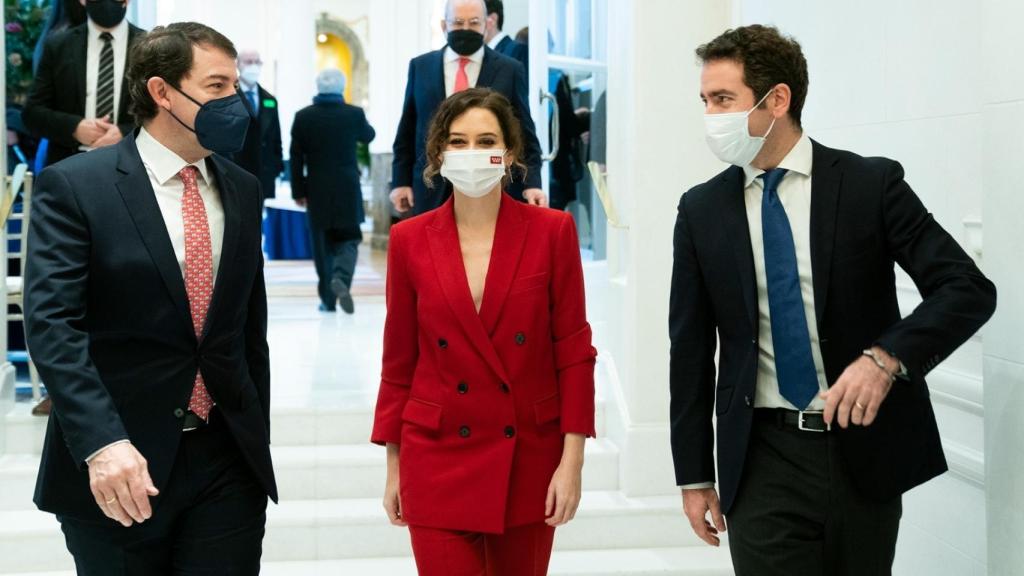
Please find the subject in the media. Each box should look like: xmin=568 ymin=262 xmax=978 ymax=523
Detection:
xmin=136 ymin=127 xmax=226 ymax=283
xmin=85 ymin=127 xmax=226 ymax=464
xmin=84 ymin=18 xmax=130 ymax=124
xmin=487 ymin=31 xmax=509 ymax=50
xmin=741 ymin=133 xmax=829 ymax=412
xmin=444 ymin=46 xmax=485 ymax=97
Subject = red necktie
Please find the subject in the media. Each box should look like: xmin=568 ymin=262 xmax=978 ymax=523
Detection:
xmin=179 ymin=166 xmax=215 ymax=420
xmin=454 ymin=57 xmax=470 ymax=93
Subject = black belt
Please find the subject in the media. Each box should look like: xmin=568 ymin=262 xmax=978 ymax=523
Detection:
xmin=755 ymin=408 xmax=831 ymax=433
xmin=182 ymin=411 xmax=209 ymax=432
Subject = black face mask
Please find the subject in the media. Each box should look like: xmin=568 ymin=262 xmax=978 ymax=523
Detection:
xmin=447 ymin=29 xmax=484 ymax=56
xmin=166 ymin=85 xmax=251 ymax=155
xmin=86 ymin=0 xmax=127 ymax=29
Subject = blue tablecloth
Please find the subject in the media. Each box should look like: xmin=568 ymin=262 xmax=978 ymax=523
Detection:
xmin=263 ymin=207 xmax=313 ymax=260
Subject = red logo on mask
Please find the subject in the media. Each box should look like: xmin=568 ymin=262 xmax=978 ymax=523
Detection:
xmin=490 ymin=156 xmax=503 ymax=164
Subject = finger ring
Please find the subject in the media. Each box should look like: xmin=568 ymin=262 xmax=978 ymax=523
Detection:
xmin=855 ymin=402 xmax=865 ymax=410
xmin=106 ymin=496 xmax=117 ymax=504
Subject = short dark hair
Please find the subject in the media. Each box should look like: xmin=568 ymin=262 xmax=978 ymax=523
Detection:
xmin=423 ymin=88 xmax=526 ymax=187
xmin=484 ymin=0 xmax=504 ymax=30
xmin=696 ymin=25 xmax=809 ymax=127
xmin=127 ymin=22 xmax=237 ymax=123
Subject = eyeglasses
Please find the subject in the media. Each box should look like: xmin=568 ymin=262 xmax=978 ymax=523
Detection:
xmin=447 ymin=17 xmax=484 ymax=29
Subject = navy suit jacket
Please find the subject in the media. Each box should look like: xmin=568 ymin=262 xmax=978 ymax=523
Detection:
xmin=495 ymin=35 xmax=528 ymax=70
xmin=669 ymin=141 xmax=996 ymax=514
xmin=391 ymin=46 xmax=542 ymax=215
xmin=25 ymin=134 xmax=277 ymax=522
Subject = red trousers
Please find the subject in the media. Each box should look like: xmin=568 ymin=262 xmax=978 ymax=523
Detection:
xmin=408 ymin=522 xmax=556 ymax=576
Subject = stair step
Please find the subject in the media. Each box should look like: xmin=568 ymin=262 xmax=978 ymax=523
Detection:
xmin=0 ymin=546 xmax=734 ymax=575
xmin=0 ymin=439 xmax=619 ymax=511
xmin=0 ymin=491 xmax=705 ymax=573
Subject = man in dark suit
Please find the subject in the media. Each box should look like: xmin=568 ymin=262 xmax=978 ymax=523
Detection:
xmin=25 ymin=23 xmax=275 ymax=575
xmin=484 ymin=0 xmax=528 ymax=69
xmin=232 ymin=50 xmax=284 ymax=200
xmin=291 ymin=68 xmax=375 ymax=314
xmin=389 ymin=0 xmax=545 ymax=216
xmin=23 ymin=0 xmax=145 ymax=167
xmin=669 ymin=25 xmax=996 ymax=576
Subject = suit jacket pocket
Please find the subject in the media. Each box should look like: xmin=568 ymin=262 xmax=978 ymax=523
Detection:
xmin=534 ymin=392 xmax=562 ymax=425
xmin=401 ymin=398 xmax=444 ymax=431
xmin=510 ymin=272 xmax=550 ymax=295
xmin=716 ymin=386 xmax=735 ymax=415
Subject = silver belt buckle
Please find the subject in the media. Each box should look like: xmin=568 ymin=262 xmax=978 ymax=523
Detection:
xmin=798 ymin=410 xmax=829 ymax=433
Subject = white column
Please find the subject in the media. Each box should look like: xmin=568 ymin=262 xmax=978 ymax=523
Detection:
xmin=602 ymin=0 xmax=730 ymax=496
xmin=982 ymin=1 xmax=1024 ymax=574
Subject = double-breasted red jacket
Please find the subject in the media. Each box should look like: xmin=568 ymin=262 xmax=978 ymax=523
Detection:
xmin=371 ymin=192 xmax=597 ymax=534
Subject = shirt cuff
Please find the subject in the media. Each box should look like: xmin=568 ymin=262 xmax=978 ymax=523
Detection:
xmin=679 ymin=482 xmax=715 ymax=490
xmin=85 ymin=439 xmax=131 ymax=464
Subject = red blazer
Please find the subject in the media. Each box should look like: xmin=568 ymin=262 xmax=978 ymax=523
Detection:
xmin=372 ymin=192 xmax=596 ymax=534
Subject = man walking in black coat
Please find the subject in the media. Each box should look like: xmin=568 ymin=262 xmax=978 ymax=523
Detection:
xmin=291 ymin=68 xmax=375 ymax=314
xmin=232 ymin=50 xmax=284 ymax=200
xmin=25 ymin=22 xmax=275 ymax=575
xmin=669 ymin=25 xmax=996 ymax=576
xmin=23 ymin=0 xmax=145 ymax=167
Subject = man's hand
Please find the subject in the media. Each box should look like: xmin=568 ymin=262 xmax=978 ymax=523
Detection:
xmin=88 ymin=443 xmax=159 ymax=527
xmin=682 ymin=487 xmax=726 ymax=546
xmin=294 ymin=198 xmax=307 ymax=207
xmin=73 ymin=116 xmax=113 ymax=146
xmin=524 ymin=187 xmax=548 ymax=207
xmin=90 ymin=123 xmax=124 ymax=149
xmin=822 ymin=347 xmax=896 ymax=428
xmin=390 ymin=187 xmax=414 ymax=213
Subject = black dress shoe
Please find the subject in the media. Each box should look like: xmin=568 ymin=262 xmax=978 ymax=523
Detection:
xmin=331 ymin=278 xmax=354 ymax=314
xmin=318 ymin=303 xmax=336 ymax=312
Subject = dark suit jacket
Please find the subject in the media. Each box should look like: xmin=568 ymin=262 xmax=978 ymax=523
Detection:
xmin=290 ymin=97 xmax=376 ymax=234
xmin=495 ymin=35 xmax=528 ymax=70
xmin=668 ymin=141 xmax=996 ymax=513
xmin=23 ymin=22 xmax=145 ymax=167
xmin=371 ymin=192 xmax=596 ymax=533
xmin=25 ymin=133 xmax=277 ymax=523
xmin=391 ymin=46 xmax=542 ymax=215
xmin=233 ymin=84 xmax=284 ymax=199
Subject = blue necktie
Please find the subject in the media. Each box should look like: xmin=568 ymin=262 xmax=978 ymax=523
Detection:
xmin=248 ymin=90 xmax=259 ymax=117
xmin=760 ymin=168 xmax=819 ymax=410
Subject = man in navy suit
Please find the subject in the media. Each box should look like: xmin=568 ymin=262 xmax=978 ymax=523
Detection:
xmin=389 ymin=0 xmax=545 ymax=216
xmin=484 ymin=0 xmax=528 ymax=69
xmin=25 ymin=22 xmax=275 ymax=575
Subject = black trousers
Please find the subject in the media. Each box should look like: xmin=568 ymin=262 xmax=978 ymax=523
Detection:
xmin=59 ymin=411 xmax=268 ymax=576
xmin=309 ymin=226 xmax=359 ymax=309
xmin=727 ymin=412 xmax=902 ymax=576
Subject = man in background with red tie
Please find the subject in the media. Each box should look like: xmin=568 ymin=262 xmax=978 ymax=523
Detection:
xmin=24 ymin=22 xmax=276 ymax=576
xmin=389 ymin=0 xmax=545 ymax=215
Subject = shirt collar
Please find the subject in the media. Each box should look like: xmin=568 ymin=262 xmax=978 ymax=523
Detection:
xmin=136 ymin=127 xmax=211 ymax=187
xmin=88 ymin=17 xmax=129 ymax=43
xmin=487 ymin=32 xmax=508 ymax=49
xmin=743 ymin=132 xmax=814 ymax=188
xmin=445 ymin=45 xmax=485 ymax=64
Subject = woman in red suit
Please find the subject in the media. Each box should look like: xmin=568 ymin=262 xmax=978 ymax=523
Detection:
xmin=371 ymin=88 xmax=597 ymax=575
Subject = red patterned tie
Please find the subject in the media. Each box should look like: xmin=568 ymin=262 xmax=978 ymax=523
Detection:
xmin=454 ymin=57 xmax=470 ymax=93
xmin=180 ymin=166 xmax=215 ymax=420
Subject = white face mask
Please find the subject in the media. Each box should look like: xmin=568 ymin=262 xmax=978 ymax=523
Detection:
xmin=440 ymin=149 xmax=506 ymax=198
xmin=703 ymin=89 xmax=777 ymax=167
xmin=239 ymin=64 xmax=261 ymax=87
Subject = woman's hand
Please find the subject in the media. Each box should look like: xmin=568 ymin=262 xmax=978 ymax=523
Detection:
xmin=545 ymin=433 xmax=585 ymax=526
xmin=383 ymin=443 xmax=406 ymax=526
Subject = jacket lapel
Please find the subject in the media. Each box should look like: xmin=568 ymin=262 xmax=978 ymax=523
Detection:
xmin=425 ymin=199 xmax=511 ymax=384
xmin=809 ymin=141 xmax=842 ymax=328
xmin=429 ymin=49 xmax=447 ymax=110
xmin=72 ymin=25 xmax=88 ymax=114
xmin=476 ymin=48 xmax=500 ymax=88
xmin=721 ymin=166 xmax=758 ymax=333
xmin=113 ymin=135 xmax=194 ymax=339
xmin=477 ymin=193 xmax=528 ymax=335
xmin=202 ymin=155 xmax=242 ymax=341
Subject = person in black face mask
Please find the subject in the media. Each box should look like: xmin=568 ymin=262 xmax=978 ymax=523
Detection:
xmin=23 ymin=0 xmax=145 ymax=171
xmin=24 ymin=22 xmax=275 ymax=576
xmin=389 ymin=0 xmax=547 ymax=216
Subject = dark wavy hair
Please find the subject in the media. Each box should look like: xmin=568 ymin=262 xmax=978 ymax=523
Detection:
xmin=696 ymin=25 xmax=809 ymax=127
xmin=423 ymin=88 xmax=527 ymax=188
